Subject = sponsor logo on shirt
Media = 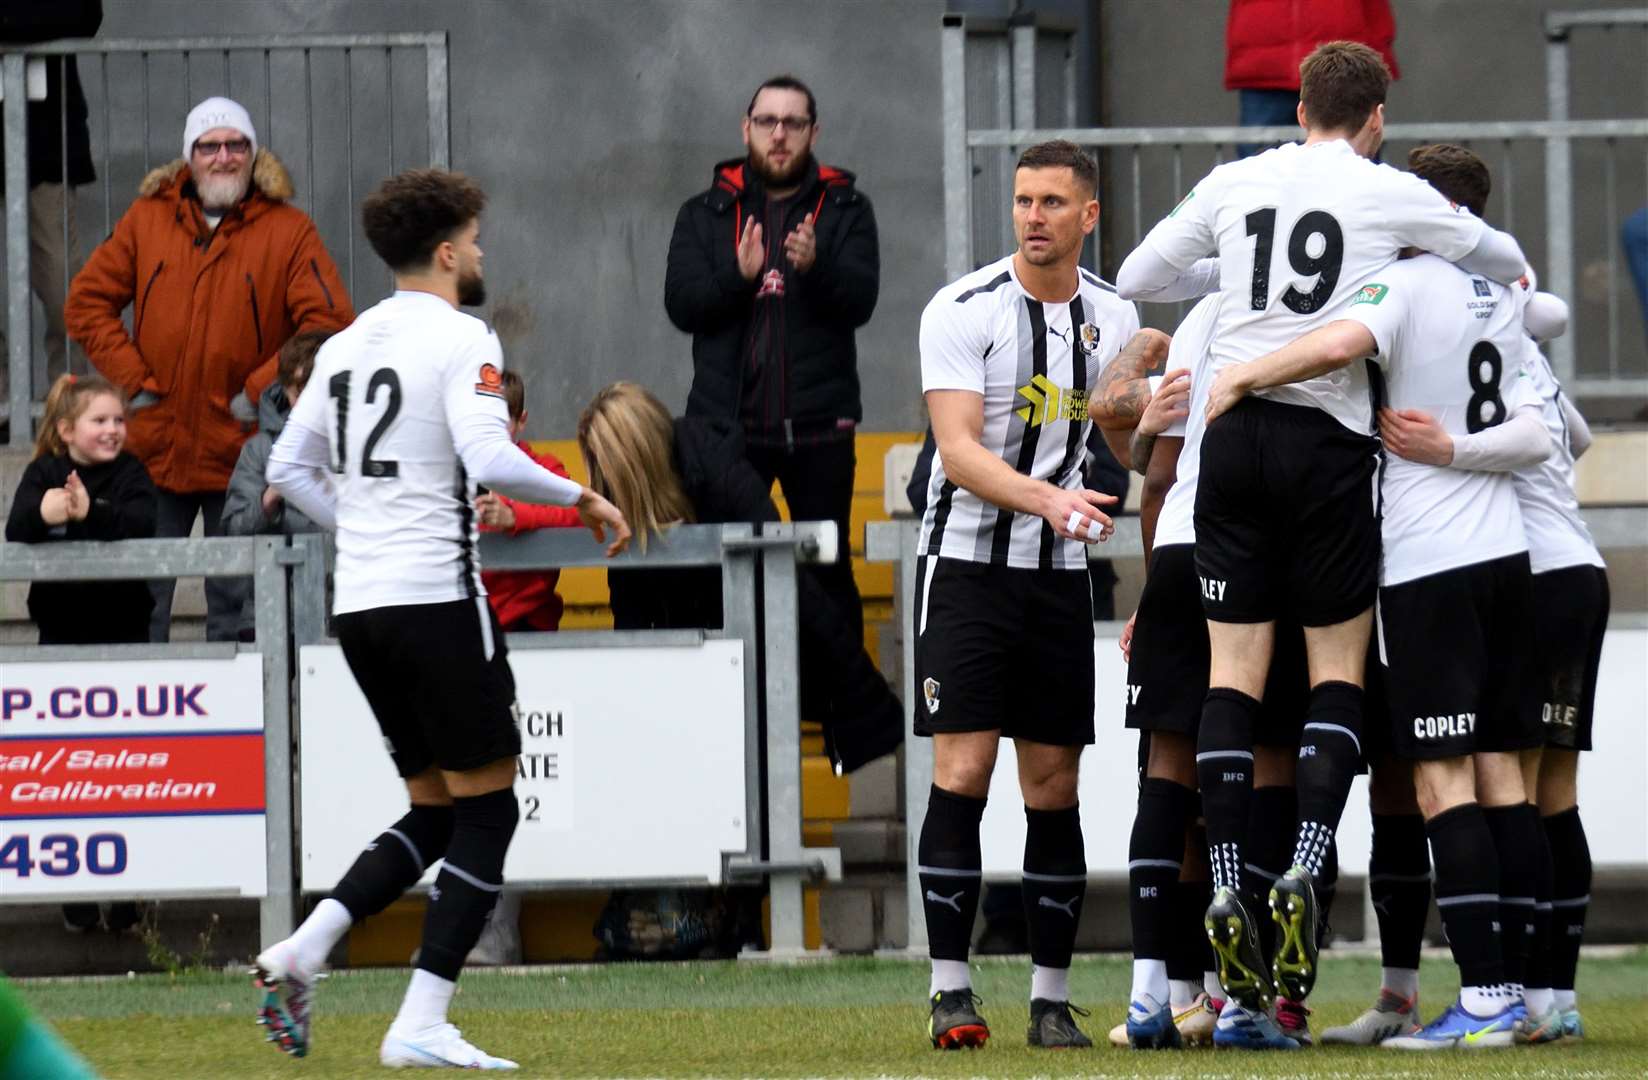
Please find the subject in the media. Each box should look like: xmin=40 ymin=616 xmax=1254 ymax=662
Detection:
xmin=1014 ymin=374 xmax=1090 ymax=427
xmin=475 ymin=362 xmax=505 ymax=398
xmin=1351 ymin=283 xmax=1390 ymax=306
xmin=1472 ymin=278 xmax=1492 ymax=297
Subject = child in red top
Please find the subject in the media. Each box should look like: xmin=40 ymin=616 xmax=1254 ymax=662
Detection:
xmin=475 ymin=370 xmax=582 ymax=632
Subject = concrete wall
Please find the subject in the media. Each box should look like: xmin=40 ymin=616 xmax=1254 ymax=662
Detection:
xmin=80 ymin=0 xmax=948 ymax=436
xmin=54 ymin=1 xmax=1645 ymax=434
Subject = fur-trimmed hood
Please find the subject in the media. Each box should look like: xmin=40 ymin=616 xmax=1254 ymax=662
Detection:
xmin=137 ymin=147 xmax=294 ymax=201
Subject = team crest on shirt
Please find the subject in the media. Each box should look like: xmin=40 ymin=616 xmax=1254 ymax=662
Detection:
xmin=922 ymin=677 xmax=941 ymax=715
xmin=475 ymin=362 xmax=505 ymax=398
xmin=1351 ymin=283 xmax=1389 ymax=306
xmin=1078 ymin=322 xmax=1101 ymax=354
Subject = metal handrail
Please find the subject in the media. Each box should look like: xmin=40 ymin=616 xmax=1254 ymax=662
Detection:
xmin=965 ymin=118 xmax=1648 ymax=146
xmin=0 ymin=520 xmax=840 ymax=957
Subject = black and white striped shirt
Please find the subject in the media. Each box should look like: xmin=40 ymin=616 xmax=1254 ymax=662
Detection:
xmin=918 ymin=255 xmax=1140 ymax=570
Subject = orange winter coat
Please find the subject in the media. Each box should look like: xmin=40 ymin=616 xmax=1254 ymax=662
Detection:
xmin=65 ymin=150 xmax=353 ymax=493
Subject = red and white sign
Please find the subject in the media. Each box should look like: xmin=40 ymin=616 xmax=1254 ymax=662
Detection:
xmin=0 ymin=655 xmax=267 ymax=899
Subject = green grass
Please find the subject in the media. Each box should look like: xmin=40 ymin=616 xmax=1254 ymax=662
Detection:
xmin=20 ymin=949 xmax=1648 ymax=1078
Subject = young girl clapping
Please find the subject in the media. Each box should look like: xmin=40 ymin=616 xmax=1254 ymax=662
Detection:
xmin=5 ymin=374 xmax=158 ymax=645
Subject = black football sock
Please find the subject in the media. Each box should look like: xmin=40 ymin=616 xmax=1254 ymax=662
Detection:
xmin=1292 ymin=681 xmax=1364 ymax=879
xmin=1369 ymin=812 xmax=1431 ymax=972
xmin=1523 ymin=804 xmax=1556 ymax=998
xmin=1129 ymin=779 xmax=1198 ymax=964
xmin=1543 ymin=806 xmax=1590 ymax=992
xmin=1427 ymin=803 xmax=1504 ymax=990
xmin=1482 ymin=803 xmax=1539 ymax=988
xmin=1198 ymin=688 xmax=1259 ymax=895
xmin=918 ymin=784 xmax=986 ymax=966
xmin=417 ymin=789 xmax=518 ymax=981
xmin=1022 ymin=804 xmax=1086 ymax=984
xmin=331 ymin=803 xmax=456 ymax=920
xmin=1246 ymin=784 xmax=1296 ymax=958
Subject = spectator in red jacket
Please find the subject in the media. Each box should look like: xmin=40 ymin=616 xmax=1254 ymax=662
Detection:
xmin=1226 ymin=0 xmax=1399 ymax=156
xmin=474 ymin=370 xmax=582 ymax=632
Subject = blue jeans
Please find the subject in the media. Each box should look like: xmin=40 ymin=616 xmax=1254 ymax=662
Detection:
xmin=1238 ymin=88 xmax=1299 ymax=158
xmin=1624 ymin=206 xmax=1648 ymax=341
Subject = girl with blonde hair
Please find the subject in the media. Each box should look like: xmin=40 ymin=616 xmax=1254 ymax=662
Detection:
xmin=578 ymin=381 xmax=900 ymax=773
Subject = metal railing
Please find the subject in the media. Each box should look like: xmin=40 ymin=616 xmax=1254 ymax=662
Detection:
xmin=0 ymin=520 xmax=839 ymax=958
xmin=0 ymin=32 xmax=451 ymax=447
xmin=940 ymin=13 xmax=1648 ymax=402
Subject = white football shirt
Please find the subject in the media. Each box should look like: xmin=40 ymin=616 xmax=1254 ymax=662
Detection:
xmin=1513 ymin=347 xmax=1605 ymax=574
xmin=1139 ymin=139 xmax=1488 ymax=433
xmin=1151 ymin=294 xmax=1222 ymax=550
xmin=281 ymin=290 xmax=515 ymax=614
xmin=919 ymin=255 xmax=1141 ymax=570
xmin=1342 ymin=255 xmax=1538 ymax=586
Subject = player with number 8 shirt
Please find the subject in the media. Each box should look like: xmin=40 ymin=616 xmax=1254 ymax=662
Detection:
xmin=1116 ymin=40 xmax=1530 ymax=1046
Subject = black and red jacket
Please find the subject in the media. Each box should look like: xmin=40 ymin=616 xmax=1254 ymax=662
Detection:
xmin=664 ymin=156 xmax=879 ymax=438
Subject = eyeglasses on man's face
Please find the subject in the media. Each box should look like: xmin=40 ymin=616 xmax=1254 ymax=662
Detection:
xmin=193 ymin=138 xmax=252 ymax=159
xmin=748 ymin=114 xmax=812 ymax=134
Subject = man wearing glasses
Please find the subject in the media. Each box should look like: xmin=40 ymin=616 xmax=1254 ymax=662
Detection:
xmin=67 ymin=95 xmax=352 ymax=642
xmin=665 ymin=74 xmax=880 ymax=645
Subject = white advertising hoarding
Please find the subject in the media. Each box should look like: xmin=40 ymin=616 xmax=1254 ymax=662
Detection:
xmin=0 ymin=655 xmax=267 ymax=899
xmin=299 ymin=639 xmax=747 ymax=888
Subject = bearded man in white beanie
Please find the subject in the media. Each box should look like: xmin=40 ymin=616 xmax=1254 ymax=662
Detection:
xmin=66 ymin=95 xmax=353 ymax=641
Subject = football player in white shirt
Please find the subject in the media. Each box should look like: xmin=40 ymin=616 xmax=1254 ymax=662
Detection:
xmin=914 ymin=141 xmax=1141 ymax=1052
xmin=1114 ymin=42 xmax=1531 ymax=1025
xmin=1091 ymin=299 xmax=1316 ymax=1050
xmin=1323 ymin=148 xmax=1603 ymax=1048
xmin=1202 ymin=145 xmax=1555 ymax=1050
xmin=257 ymin=169 xmax=629 ymax=1071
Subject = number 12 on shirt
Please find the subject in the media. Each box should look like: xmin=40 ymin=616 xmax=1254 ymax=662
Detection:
xmin=328 ymin=368 xmax=403 ymax=478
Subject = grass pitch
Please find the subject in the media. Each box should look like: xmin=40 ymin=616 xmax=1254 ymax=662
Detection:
xmin=22 ymin=949 xmax=1648 ymax=1078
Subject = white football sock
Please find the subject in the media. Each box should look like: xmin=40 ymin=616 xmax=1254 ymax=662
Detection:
xmin=929 ymin=959 xmax=971 ymax=996
xmin=392 ymin=968 xmax=456 ymax=1032
xmin=1031 ymin=964 xmax=1069 ymax=1003
xmin=1129 ymin=958 xmax=1168 ymax=1010
xmin=287 ymin=898 xmax=352 ymax=972
xmin=1381 ymin=966 xmax=1420 ymax=1000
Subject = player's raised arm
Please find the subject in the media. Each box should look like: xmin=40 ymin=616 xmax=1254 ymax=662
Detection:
xmin=1204 ymin=320 xmax=1377 ymax=424
xmin=1116 ymin=174 xmax=1223 ymax=302
xmin=444 ymin=338 xmax=632 ymax=556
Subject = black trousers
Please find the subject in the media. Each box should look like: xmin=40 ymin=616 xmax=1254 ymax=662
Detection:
xmin=745 ymin=436 xmax=863 ymax=645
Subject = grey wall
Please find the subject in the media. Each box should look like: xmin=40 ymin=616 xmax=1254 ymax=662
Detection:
xmin=63 ymin=0 xmax=1645 ymax=433
xmin=1095 ymin=0 xmax=1648 ymax=389
xmin=85 ymin=0 xmax=948 ymax=435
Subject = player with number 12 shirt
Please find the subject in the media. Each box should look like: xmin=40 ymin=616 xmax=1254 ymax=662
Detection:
xmin=263 ymin=169 xmax=628 ymax=1071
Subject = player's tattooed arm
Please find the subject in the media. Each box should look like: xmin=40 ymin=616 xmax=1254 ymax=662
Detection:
xmin=1089 ymin=328 xmax=1171 ymax=429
